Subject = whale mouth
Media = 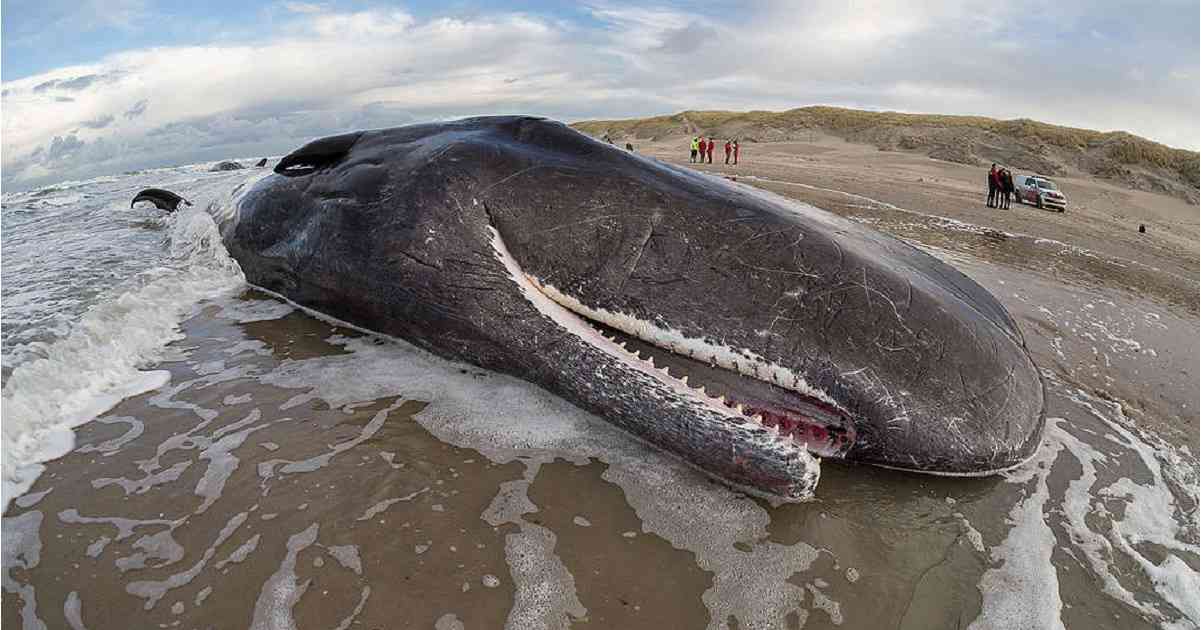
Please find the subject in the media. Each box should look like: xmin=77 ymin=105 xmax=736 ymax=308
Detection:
xmin=583 ymin=319 xmax=857 ymax=458
xmin=488 ymin=226 xmax=856 ymax=460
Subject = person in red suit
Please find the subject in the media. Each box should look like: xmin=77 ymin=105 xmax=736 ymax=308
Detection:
xmin=724 ymin=140 xmax=732 ymax=164
xmin=706 ymin=137 xmax=715 ymax=163
xmin=733 ymin=140 xmax=740 ymax=165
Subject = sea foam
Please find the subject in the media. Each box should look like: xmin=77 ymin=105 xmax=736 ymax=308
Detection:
xmin=1 ymin=203 xmax=244 ymax=513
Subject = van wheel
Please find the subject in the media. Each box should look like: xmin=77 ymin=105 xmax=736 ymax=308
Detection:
xmin=1036 ymin=198 xmax=1043 ymax=210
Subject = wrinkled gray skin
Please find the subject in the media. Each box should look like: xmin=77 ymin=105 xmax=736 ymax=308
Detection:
xmin=150 ymin=116 xmax=1045 ymax=500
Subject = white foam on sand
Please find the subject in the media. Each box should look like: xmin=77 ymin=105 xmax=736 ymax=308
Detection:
xmin=1061 ymin=388 xmax=1200 ymax=626
xmin=216 ymin=533 xmax=261 ymax=570
xmin=326 ymin=545 xmax=362 ymax=575
xmin=64 ymin=591 xmax=87 ymax=630
xmin=479 ymin=461 xmax=587 ymax=628
xmin=249 ymin=523 xmax=319 ymax=630
xmin=333 ymin=586 xmax=371 ymax=630
xmin=2 ymin=510 xmax=47 ymax=630
xmin=58 ymin=508 xmax=178 ymax=540
xmin=125 ymin=511 xmax=248 ymax=610
xmin=355 ymin=487 xmax=429 ymax=521
xmin=256 ymin=330 xmax=834 ymax=627
xmin=1 ymin=206 xmax=245 ymax=513
xmin=969 ymin=382 xmax=1200 ymax=629
xmin=116 ymin=529 xmax=186 ymax=572
xmin=14 ymin=487 xmax=52 ymax=509
xmin=257 ymin=398 xmax=407 ymax=480
xmin=75 ymin=416 xmax=145 ymax=456
xmin=969 ymin=421 xmax=1066 ymax=630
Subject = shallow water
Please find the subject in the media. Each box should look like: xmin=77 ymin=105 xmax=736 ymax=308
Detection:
xmin=2 ymin=167 xmax=1197 ymax=629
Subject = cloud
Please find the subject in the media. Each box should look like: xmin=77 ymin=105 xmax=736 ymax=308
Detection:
xmin=282 ymin=1 xmax=325 ymax=14
xmin=45 ymin=134 xmax=85 ymax=160
xmin=32 ymin=72 xmax=121 ymax=93
xmin=124 ymin=99 xmax=148 ymax=119
xmin=654 ymin=23 xmax=717 ymax=55
xmin=307 ymin=10 xmax=415 ymax=38
xmin=81 ymin=114 xmax=114 ymax=129
xmin=1 ymin=1 xmax=1197 ymax=190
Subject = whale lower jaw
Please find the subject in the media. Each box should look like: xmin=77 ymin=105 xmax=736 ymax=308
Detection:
xmin=487 ymin=227 xmax=857 ymax=485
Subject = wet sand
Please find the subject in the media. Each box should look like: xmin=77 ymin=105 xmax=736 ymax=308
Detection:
xmin=4 ymin=144 xmax=1197 ymax=629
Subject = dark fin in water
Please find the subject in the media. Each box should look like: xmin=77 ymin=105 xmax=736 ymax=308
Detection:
xmin=131 ymin=188 xmax=192 ymax=212
xmin=256 ymin=158 xmax=268 ymax=167
xmin=274 ymin=131 xmax=363 ymax=177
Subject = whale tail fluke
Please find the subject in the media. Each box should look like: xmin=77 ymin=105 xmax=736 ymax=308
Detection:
xmin=131 ymin=188 xmax=192 ymax=212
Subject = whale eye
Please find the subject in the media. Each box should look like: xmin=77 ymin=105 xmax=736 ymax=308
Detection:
xmin=274 ymin=131 xmax=364 ymax=177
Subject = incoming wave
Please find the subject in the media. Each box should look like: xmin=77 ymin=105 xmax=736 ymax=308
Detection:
xmin=1 ymin=203 xmax=245 ymax=513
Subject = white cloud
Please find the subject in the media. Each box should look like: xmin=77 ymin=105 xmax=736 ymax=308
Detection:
xmin=1 ymin=2 xmax=1197 ymax=190
xmin=308 ymin=10 xmax=415 ymax=38
xmin=282 ymin=1 xmax=324 ymax=14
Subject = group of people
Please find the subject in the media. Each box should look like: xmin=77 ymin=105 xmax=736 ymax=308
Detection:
xmin=690 ymin=137 xmax=740 ymax=165
xmin=987 ymin=163 xmax=1015 ymax=209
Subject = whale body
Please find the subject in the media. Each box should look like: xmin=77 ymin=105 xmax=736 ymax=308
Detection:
xmin=137 ymin=116 xmax=1046 ymax=501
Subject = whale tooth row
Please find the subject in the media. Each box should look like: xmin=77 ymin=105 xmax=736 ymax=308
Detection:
xmin=590 ymin=320 xmax=804 ymax=445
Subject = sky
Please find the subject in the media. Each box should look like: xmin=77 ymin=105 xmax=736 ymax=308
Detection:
xmin=2 ymin=0 xmax=1198 ymax=190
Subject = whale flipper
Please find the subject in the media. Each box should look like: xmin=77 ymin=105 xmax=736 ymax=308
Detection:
xmin=131 ymin=188 xmax=191 ymax=212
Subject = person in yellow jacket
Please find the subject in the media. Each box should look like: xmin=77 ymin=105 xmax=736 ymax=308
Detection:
xmin=689 ymin=137 xmax=700 ymax=163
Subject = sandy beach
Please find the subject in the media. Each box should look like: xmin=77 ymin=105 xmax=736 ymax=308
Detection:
xmin=3 ymin=138 xmax=1197 ymax=629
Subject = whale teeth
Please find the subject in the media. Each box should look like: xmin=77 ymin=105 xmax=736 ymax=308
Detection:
xmin=751 ymin=414 xmax=765 ymax=424
xmin=679 ymin=375 xmax=688 ymax=385
xmin=734 ymin=403 xmax=745 ymax=414
xmin=717 ymin=395 xmax=728 ymax=405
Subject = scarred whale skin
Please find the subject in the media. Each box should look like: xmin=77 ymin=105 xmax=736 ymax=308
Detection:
xmin=154 ymin=116 xmax=1046 ymax=501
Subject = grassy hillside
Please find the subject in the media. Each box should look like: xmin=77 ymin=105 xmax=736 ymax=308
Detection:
xmin=573 ymin=107 xmax=1199 ymax=202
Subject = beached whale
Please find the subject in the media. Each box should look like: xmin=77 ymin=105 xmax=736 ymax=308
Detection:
xmin=135 ymin=116 xmax=1045 ymax=501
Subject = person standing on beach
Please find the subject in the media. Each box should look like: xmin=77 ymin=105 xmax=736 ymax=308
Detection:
xmin=1000 ymin=169 xmax=1014 ymax=209
xmin=733 ymin=140 xmax=740 ymax=165
xmin=724 ymin=140 xmax=733 ymax=164
xmin=706 ymin=137 xmax=715 ymax=163
xmin=690 ymin=137 xmax=699 ymax=163
xmin=987 ymin=164 xmax=999 ymax=208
